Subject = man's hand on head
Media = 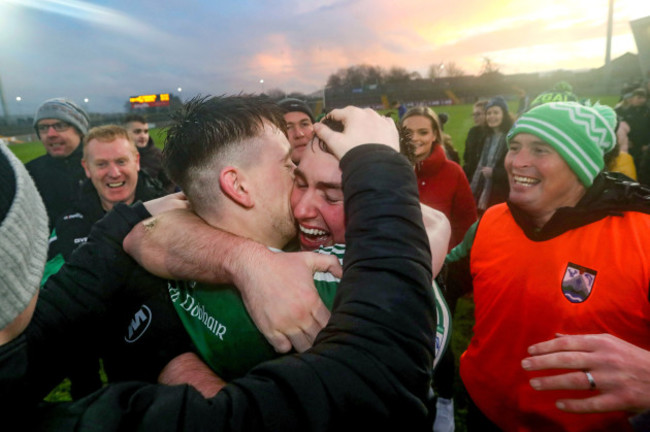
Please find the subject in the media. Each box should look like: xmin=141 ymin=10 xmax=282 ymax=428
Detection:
xmin=233 ymin=249 xmax=342 ymax=353
xmin=314 ymin=107 xmax=399 ymax=159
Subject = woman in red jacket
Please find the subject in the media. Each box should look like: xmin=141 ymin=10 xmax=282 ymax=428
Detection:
xmin=402 ymin=106 xmax=477 ymax=250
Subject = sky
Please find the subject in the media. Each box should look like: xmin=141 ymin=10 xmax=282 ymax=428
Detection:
xmin=1 ymin=0 xmax=650 ymax=114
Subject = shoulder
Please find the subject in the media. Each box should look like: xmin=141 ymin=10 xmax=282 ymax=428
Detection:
xmin=315 ymin=244 xmax=345 ymax=262
xmin=25 ymin=154 xmax=49 ymax=171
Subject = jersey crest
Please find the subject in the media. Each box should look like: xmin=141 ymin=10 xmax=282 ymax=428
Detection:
xmin=561 ymin=262 xmax=597 ymax=303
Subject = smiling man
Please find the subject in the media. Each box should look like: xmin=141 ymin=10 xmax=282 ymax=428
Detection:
xmin=26 ymin=98 xmax=90 ymax=230
xmin=42 ymin=125 xmax=166 ymax=400
xmin=278 ymin=97 xmax=315 ymax=163
xmin=446 ymin=102 xmax=650 ymax=431
xmin=46 ymin=125 xmax=165 ymax=269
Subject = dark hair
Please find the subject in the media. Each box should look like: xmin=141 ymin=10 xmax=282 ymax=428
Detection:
xmin=124 ymin=114 xmax=148 ymax=124
xmin=163 ymin=94 xmax=286 ymax=192
xmin=318 ymin=114 xmax=416 ymax=165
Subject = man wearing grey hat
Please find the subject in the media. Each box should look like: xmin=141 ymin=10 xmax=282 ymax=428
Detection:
xmin=278 ymin=97 xmax=315 ymax=163
xmin=26 ymin=97 xmax=90 ymax=229
xmin=0 ymin=143 xmax=49 ymax=345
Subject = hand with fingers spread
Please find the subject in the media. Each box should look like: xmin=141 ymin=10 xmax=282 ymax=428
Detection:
xmin=522 ymin=333 xmax=650 ymax=414
xmin=313 ymin=106 xmax=399 ymax=159
xmin=125 ymin=205 xmax=339 ymax=353
xmin=233 ymin=248 xmax=340 ymax=353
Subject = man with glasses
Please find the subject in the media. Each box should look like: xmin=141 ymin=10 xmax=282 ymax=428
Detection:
xmin=26 ymin=98 xmax=90 ymax=229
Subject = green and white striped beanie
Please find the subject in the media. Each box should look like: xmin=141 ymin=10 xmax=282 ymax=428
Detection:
xmin=507 ymin=102 xmax=616 ymax=187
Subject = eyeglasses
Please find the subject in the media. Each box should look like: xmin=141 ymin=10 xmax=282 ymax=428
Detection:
xmin=472 ymin=112 xmax=483 ymax=117
xmin=37 ymin=122 xmax=71 ymax=133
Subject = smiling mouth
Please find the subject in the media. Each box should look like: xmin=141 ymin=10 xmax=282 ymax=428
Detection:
xmin=107 ymin=181 xmax=126 ymax=188
xmin=512 ymin=175 xmax=540 ymax=187
xmin=299 ymin=224 xmax=328 ymax=236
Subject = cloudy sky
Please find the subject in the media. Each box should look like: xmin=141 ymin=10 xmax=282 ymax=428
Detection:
xmin=2 ymin=0 xmax=649 ymax=113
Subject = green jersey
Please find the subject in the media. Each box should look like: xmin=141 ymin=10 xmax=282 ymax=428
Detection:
xmin=170 ymin=244 xmax=450 ymax=380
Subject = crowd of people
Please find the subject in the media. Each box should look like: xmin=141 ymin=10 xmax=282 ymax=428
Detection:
xmin=2 ymin=81 xmax=650 ymax=432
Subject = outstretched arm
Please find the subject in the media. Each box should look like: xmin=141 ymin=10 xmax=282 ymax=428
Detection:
xmin=420 ymin=204 xmax=450 ymax=276
xmin=522 ymin=333 xmax=650 ymax=413
xmin=125 ymin=204 xmax=340 ymax=354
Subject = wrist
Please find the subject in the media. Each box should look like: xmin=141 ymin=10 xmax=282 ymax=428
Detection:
xmin=224 ymin=238 xmax=270 ymax=292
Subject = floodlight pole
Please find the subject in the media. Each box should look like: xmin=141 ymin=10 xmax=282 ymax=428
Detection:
xmin=0 ymin=74 xmax=9 ymax=121
xmin=605 ymin=0 xmax=614 ymax=92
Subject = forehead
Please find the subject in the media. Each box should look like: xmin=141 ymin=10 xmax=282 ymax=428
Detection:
xmin=297 ymin=144 xmax=341 ymax=183
xmin=486 ymin=106 xmax=503 ymax=114
xmin=403 ymin=115 xmax=432 ymax=129
xmin=284 ymin=111 xmax=311 ymax=124
xmin=126 ymin=121 xmax=147 ymax=130
xmin=86 ymin=137 xmax=135 ymax=158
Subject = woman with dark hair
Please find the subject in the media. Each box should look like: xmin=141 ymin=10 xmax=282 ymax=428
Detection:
xmin=401 ymin=106 xmax=477 ymax=251
xmin=469 ymin=96 xmax=513 ymax=213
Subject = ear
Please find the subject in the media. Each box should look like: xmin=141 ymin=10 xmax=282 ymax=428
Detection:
xmin=134 ymin=152 xmax=140 ymax=172
xmin=81 ymin=159 xmax=91 ymax=179
xmin=219 ymin=166 xmax=254 ymax=208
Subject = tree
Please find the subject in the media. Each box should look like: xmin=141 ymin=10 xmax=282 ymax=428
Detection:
xmin=480 ymin=57 xmax=501 ymax=76
xmin=266 ymin=88 xmax=286 ymax=100
xmin=325 ymin=64 xmax=385 ymax=88
xmin=428 ymin=62 xmax=445 ymax=79
xmin=444 ymin=62 xmax=465 ymax=77
xmin=385 ymin=66 xmax=412 ymax=83
xmin=429 ymin=62 xmax=465 ymax=79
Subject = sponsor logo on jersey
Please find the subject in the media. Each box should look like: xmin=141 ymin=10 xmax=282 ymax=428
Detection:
xmin=562 ymin=262 xmax=597 ymax=303
xmin=73 ymin=236 xmax=88 ymax=244
xmin=124 ymin=305 xmax=152 ymax=343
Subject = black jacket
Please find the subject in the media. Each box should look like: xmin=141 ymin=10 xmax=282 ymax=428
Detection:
xmin=25 ymin=145 xmax=86 ymax=230
xmin=47 ymin=171 xmax=167 ymax=262
xmin=462 ymin=125 xmax=487 ymax=180
xmin=138 ymin=137 xmax=176 ymax=193
xmin=0 ymin=144 xmax=435 ymax=431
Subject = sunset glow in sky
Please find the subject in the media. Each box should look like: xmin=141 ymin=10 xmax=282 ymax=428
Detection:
xmin=1 ymin=0 xmax=649 ymax=112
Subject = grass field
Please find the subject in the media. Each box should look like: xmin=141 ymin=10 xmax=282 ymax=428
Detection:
xmin=14 ymin=97 xmax=619 ymax=426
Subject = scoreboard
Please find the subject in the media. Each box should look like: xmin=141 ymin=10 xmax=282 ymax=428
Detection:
xmin=129 ymin=93 xmax=170 ymax=108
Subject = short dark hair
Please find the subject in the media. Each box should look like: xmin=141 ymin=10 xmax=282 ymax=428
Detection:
xmin=124 ymin=114 xmax=148 ymax=124
xmin=163 ymin=94 xmax=287 ymax=194
xmin=318 ymin=114 xmax=416 ymax=165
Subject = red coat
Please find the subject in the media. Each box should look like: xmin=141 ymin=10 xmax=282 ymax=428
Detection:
xmin=416 ymin=144 xmax=477 ymax=250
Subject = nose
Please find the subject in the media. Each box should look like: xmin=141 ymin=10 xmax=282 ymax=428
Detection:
xmin=292 ymin=190 xmax=318 ymax=221
xmin=510 ymin=148 xmax=531 ymax=168
xmin=107 ymin=163 xmax=121 ymax=178
xmin=45 ymin=126 xmax=59 ymax=137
